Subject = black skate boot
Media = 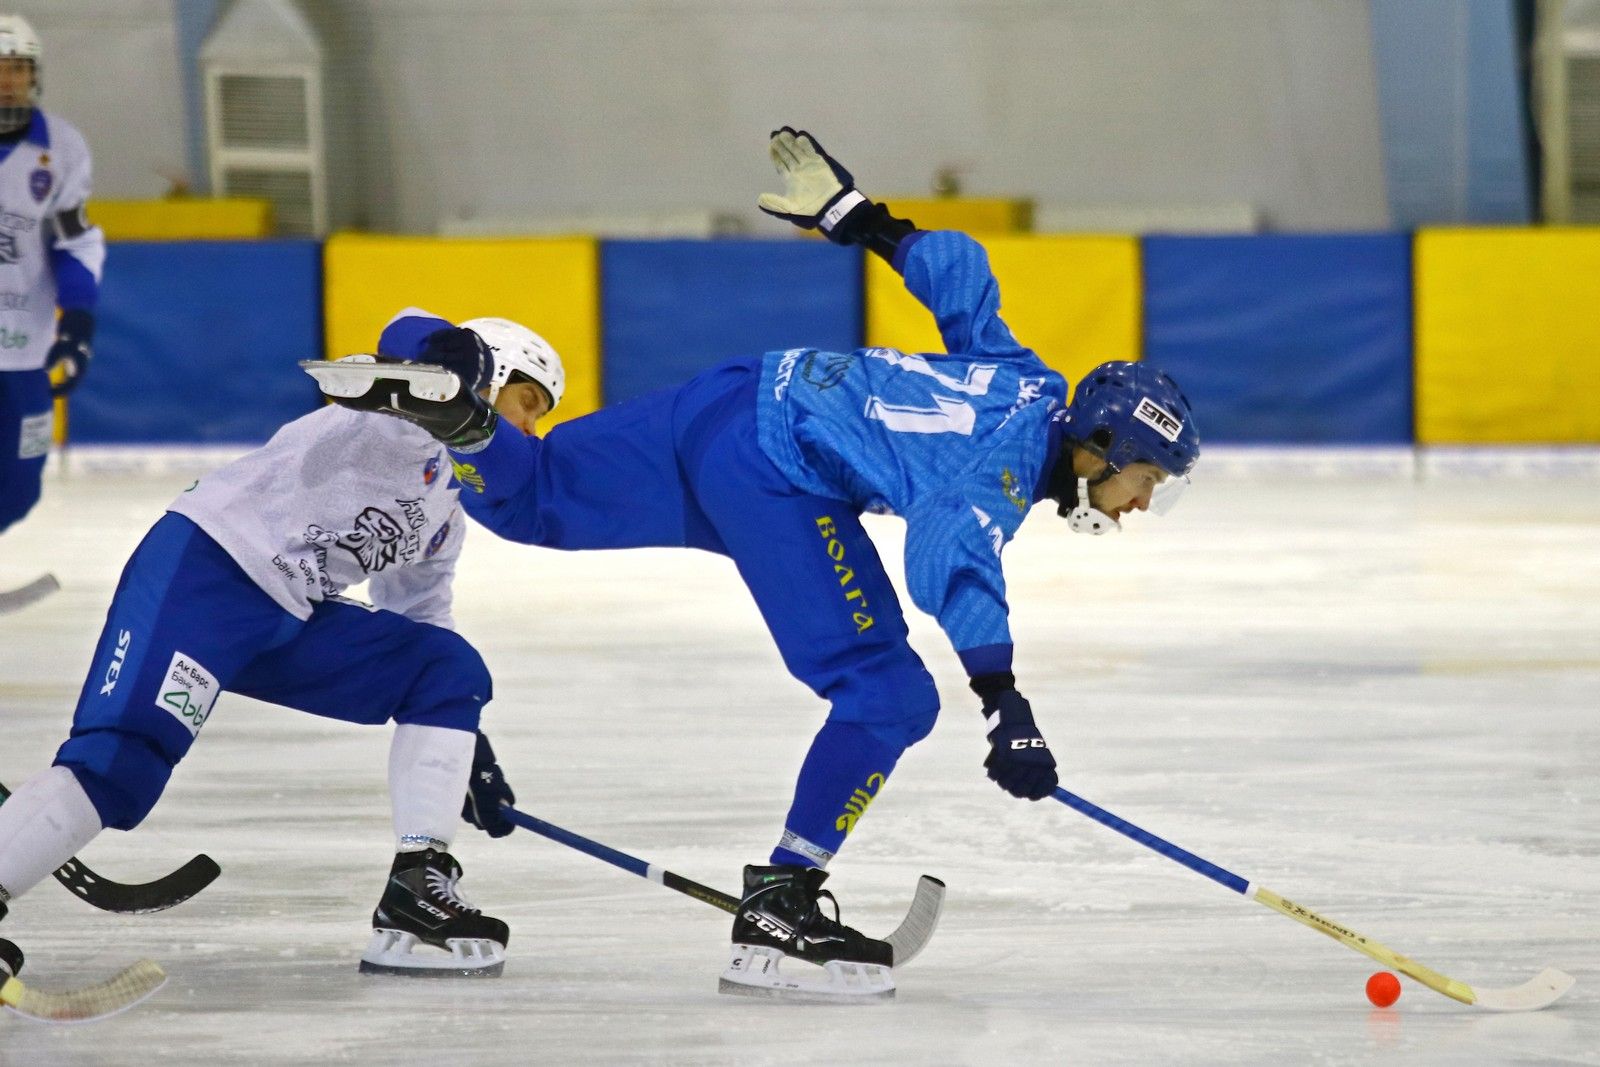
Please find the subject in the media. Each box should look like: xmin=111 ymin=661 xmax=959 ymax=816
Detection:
xmin=720 ymin=864 xmax=895 ymax=1001
xmin=359 ymin=849 xmax=508 ymax=978
xmin=0 ymin=901 xmax=22 ymax=982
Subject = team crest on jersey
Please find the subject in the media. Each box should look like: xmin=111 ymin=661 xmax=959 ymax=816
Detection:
xmin=425 ymin=521 xmax=450 ymax=559
xmin=28 ymin=167 xmax=51 ymax=202
xmin=422 ymin=454 xmax=440 ymax=485
xmin=802 ymin=352 xmax=851 ymax=390
xmin=1000 ymin=468 xmax=1028 ymax=512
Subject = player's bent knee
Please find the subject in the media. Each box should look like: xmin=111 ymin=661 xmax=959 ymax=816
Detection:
xmin=833 ymin=663 xmax=941 ymax=750
xmin=392 ymin=627 xmax=492 ymax=732
xmin=53 ymin=734 xmax=176 ymax=831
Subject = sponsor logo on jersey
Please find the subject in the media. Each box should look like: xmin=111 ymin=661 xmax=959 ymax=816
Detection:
xmin=771 ymin=347 xmax=806 ymax=401
xmin=1000 ymin=467 xmax=1028 ymax=512
xmin=0 ymin=234 xmax=17 ymax=267
xmin=834 ymin=772 xmax=887 ymax=834
xmin=424 ymin=521 xmax=450 ymax=559
xmin=815 ymin=515 xmax=875 ymax=634
xmin=1133 ymin=396 xmax=1184 ymax=441
xmin=422 ymin=454 xmax=440 ymax=486
xmin=156 ymin=651 xmax=218 ymax=738
xmin=28 ymin=167 xmax=51 ymax=203
xmin=998 ymin=375 xmax=1051 ymax=428
xmin=802 ymin=352 xmax=851 ymax=390
xmin=99 ymin=629 xmax=133 ymax=696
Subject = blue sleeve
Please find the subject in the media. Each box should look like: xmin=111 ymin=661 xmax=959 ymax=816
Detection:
xmin=899 ymin=231 xmax=1028 ymax=359
xmin=50 ymin=248 xmax=98 ymax=310
xmin=449 ymin=423 xmax=542 ymax=533
xmin=378 ymin=309 xmax=454 ymax=358
xmin=902 ymin=495 xmax=1015 ymax=673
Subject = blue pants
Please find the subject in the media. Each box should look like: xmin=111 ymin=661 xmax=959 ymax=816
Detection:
xmin=55 ymin=513 xmax=491 ymax=830
xmin=482 ymin=360 xmax=941 ymax=862
xmin=0 ymin=368 xmax=52 ymax=533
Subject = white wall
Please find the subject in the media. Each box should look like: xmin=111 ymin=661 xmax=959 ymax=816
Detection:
xmin=22 ymin=0 xmax=188 ymax=199
xmin=27 ymin=0 xmax=1392 ymax=231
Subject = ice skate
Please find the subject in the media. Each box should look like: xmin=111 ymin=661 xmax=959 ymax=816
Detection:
xmin=1 ymin=903 xmax=23 ymax=982
xmin=719 ymin=864 xmax=895 ymax=1002
xmin=359 ymin=849 xmax=508 ymax=978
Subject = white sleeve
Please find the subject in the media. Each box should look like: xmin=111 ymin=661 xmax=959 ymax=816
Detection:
xmin=48 ymin=120 xmax=105 ymax=285
xmin=367 ymin=504 xmax=465 ymax=630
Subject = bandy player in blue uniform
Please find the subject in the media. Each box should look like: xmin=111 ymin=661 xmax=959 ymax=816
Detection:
xmin=318 ymin=129 xmax=1201 ymax=1000
xmin=0 ymin=14 xmax=103 ymax=536
xmin=0 ymin=315 xmax=562 ymax=986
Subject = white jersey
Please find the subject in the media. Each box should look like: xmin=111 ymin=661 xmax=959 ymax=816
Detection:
xmin=167 ymin=406 xmax=467 ymax=629
xmin=0 ymin=109 xmax=104 ymax=371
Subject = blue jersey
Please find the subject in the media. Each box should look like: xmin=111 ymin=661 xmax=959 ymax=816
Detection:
xmin=431 ymin=231 xmax=1067 ymax=678
xmin=756 ymin=231 xmax=1067 ymax=663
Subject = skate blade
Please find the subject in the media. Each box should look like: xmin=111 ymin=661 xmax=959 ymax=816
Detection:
xmin=299 ymin=357 xmax=462 ymax=402
xmin=718 ymin=944 xmax=894 ymax=1003
xmin=358 ymin=929 xmax=505 ymax=979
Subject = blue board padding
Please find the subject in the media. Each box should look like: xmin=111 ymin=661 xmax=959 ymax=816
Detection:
xmin=73 ymin=240 xmax=323 ymax=444
xmin=1141 ymin=235 xmax=1413 ymax=444
xmin=601 ymin=240 xmax=862 ymax=405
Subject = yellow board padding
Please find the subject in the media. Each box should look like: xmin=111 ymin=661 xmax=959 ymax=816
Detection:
xmin=876 ymin=197 xmax=1033 ymax=234
xmin=323 ymin=234 xmax=599 ymax=427
xmin=865 ymin=235 xmax=1141 ymax=388
xmin=88 ymin=198 xmax=273 ymax=240
xmin=1415 ymin=228 xmax=1600 ymax=444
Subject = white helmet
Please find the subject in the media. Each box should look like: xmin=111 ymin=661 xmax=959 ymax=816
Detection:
xmin=461 ymin=317 xmax=565 ymax=411
xmin=0 ymin=14 xmax=40 ymax=134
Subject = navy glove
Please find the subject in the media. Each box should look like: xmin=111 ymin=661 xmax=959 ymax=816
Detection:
xmin=46 ymin=308 xmax=94 ymax=397
xmin=974 ymin=675 xmax=1058 ymax=801
xmin=462 ymin=731 xmax=516 ymax=838
xmin=418 ymin=326 xmax=494 ymax=394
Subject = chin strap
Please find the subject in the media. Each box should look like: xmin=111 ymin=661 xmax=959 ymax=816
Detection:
xmin=1066 ymin=477 xmax=1120 ymax=535
xmin=1048 ymin=445 xmax=1121 ymax=535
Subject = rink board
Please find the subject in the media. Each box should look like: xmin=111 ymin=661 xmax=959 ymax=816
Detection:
xmin=322 ymin=234 xmax=601 ymax=427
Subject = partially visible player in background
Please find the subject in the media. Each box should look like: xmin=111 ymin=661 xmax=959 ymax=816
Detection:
xmin=0 ymin=311 xmax=558 ymax=986
xmin=0 ymin=13 xmax=103 ymax=537
xmin=315 ymin=128 xmax=1202 ymax=1001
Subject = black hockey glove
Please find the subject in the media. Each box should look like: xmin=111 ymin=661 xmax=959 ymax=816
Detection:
xmin=758 ymin=127 xmax=916 ymax=262
xmin=462 ymin=731 xmax=516 ymax=838
xmin=417 ymin=325 xmax=494 ymax=395
xmin=973 ymin=674 xmax=1058 ymax=801
xmin=313 ymin=354 xmax=499 ymax=449
xmin=46 ymin=308 xmax=94 ymax=397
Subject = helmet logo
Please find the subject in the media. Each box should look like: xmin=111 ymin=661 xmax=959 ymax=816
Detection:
xmin=1132 ymin=397 xmax=1183 ymax=442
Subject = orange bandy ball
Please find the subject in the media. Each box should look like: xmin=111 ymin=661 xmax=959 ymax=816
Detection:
xmin=1366 ymin=971 xmax=1401 ymax=1007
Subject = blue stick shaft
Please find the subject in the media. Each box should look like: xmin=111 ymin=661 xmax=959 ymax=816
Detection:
xmin=501 ymin=805 xmax=741 ymax=913
xmin=503 ymin=806 xmax=650 ymax=878
xmin=1052 ymin=787 xmax=1250 ymax=895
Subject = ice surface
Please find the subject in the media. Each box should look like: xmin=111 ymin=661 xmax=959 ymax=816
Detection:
xmin=1 ymin=467 xmax=1596 ymax=1064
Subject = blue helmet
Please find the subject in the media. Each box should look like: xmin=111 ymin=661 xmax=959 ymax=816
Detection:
xmin=1065 ymin=361 xmax=1199 ymax=478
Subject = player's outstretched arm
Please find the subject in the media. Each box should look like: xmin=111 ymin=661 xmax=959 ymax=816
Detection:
xmin=758 ymin=127 xmax=917 ymax=265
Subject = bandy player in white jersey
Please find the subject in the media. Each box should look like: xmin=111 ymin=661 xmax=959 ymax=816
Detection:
xmin=0 ymin=14 xmax=104 ymax=535
xmin=0 ymin=311 xmax=563 ymax=984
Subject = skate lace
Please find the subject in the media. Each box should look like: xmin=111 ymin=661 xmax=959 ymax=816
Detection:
xmin=425 ymin=869 xmax=480 ymax=914
xmin=806 ymin=888 xmax=844 ymax=934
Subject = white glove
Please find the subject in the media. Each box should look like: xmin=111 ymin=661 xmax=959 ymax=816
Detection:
xmin=757 ymin=127 xmax=868 ymax=241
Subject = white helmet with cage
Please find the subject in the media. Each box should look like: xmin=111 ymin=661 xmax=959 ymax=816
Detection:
xmin=0 ymin=14 xmax=40 ymax=134
xmin=460 ymin=317 xmax=565 ymax=411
